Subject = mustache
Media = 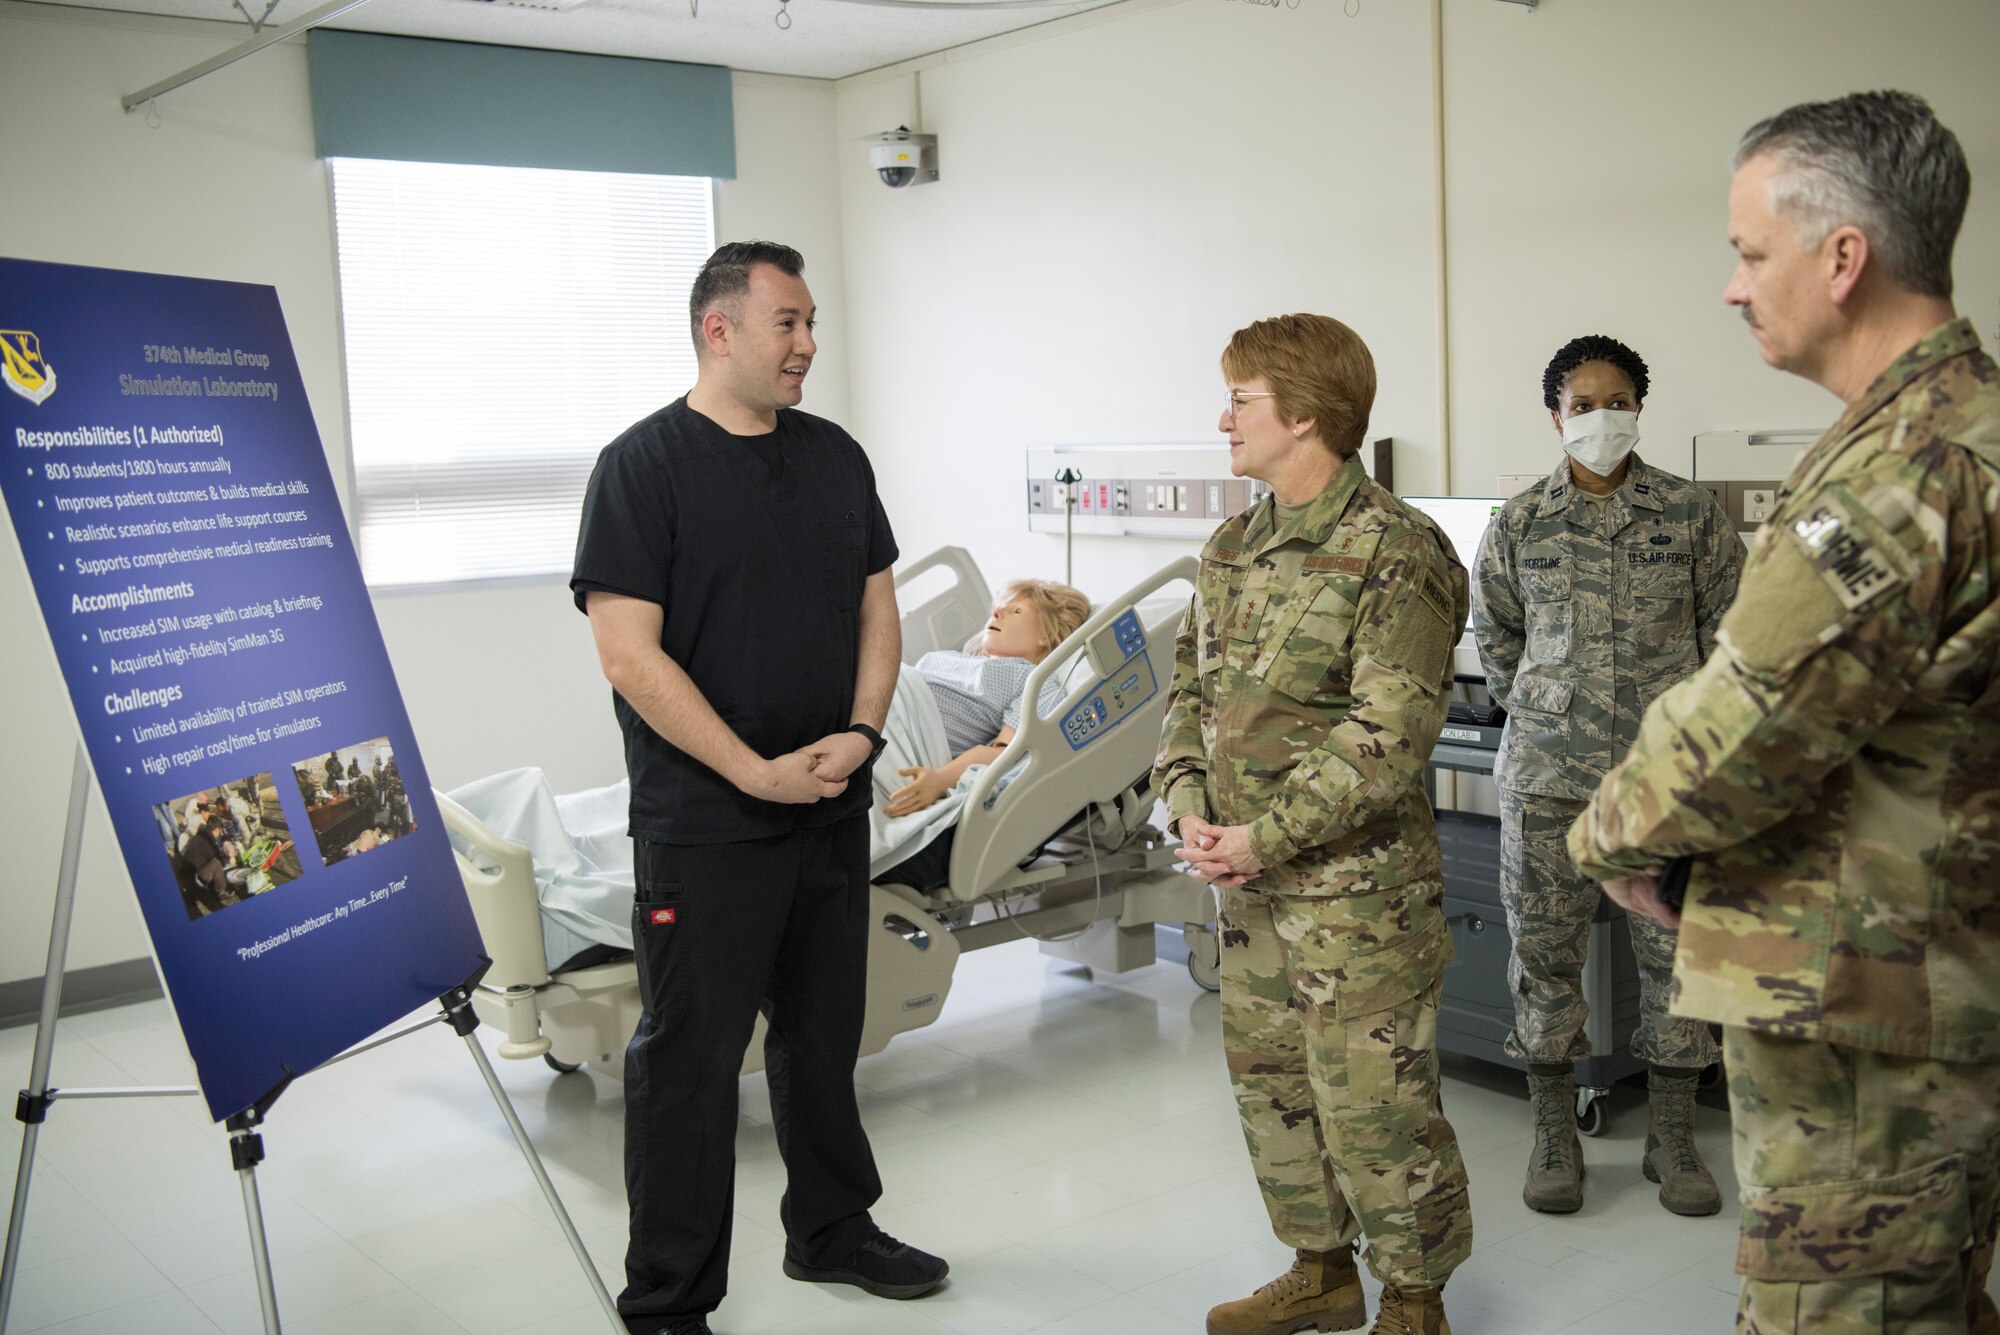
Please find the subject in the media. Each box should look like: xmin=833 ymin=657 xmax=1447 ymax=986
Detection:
xmin=1739 ymin=305 xmax=1757 ymax=327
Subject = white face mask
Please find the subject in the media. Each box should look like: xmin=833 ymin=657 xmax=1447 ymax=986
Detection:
xmin=1561 ymin=408 xmax=1641 ymax=476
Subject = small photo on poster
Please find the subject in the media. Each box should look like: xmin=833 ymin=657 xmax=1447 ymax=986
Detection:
xmin=292 ymin=738 xmax=416 ymax=867
xmin=153 ymin=774 xmax=306 ymax=922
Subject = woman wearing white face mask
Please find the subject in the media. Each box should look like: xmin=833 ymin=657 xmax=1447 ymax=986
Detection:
xmin=1468 ymin=335 xmax=1746 ymax=1220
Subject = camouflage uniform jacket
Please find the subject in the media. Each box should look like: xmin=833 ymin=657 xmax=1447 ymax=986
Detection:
xmin=1570 ymin=319 xmax=2000 ymax=1061
xmin=1153 ymin=455 xmax=1471 ymax=901
xmin=1472 ymin=456 xmax=1744 ymax=799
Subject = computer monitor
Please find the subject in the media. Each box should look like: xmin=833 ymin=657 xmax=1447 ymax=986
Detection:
xmin=1401 ymin=496 xmax=1504 ymax=570
xmin=1401 ymin=496 xmax=1505 ymax=678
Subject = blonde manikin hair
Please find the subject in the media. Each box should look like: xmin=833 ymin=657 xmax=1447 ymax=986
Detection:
xmin=968 ymin=578 xmax=1091 ymax=661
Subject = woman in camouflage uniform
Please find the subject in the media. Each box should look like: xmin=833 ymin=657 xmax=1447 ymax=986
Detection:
xmin=1156 ymin=314 xmax=1472 ymax=1335
xmin=1471 ymin=336 xmax=1743 ymax=1217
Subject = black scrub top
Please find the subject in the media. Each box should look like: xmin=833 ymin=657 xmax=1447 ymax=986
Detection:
xmin=571 ymin=398 xmax=898 ymax=844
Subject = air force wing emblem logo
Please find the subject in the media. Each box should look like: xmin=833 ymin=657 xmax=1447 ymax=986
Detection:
xmin=1 ymin=330 xmax=57 ymax=406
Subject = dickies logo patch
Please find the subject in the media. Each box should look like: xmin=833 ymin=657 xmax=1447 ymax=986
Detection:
xmin=649 ymin=908 xmax=677 ymax=925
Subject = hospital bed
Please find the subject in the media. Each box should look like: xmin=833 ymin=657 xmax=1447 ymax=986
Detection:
xmin=438 ymin=547 xmax=1217 ymax=1079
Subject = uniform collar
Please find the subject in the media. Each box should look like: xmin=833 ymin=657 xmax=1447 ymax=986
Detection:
xmin=1826 ymin=317 xmax=1982 ymax=443
xmin=1250 ymin=454 xmax=1368 ymax=555
xmin=1535 ymin=453 xmax=1662 ymax=520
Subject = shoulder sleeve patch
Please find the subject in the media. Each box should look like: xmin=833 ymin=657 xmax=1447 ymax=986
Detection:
xmin=1718 ymin=482 xmax=1917 ymax=685
xmin=1419 ymin=569 xmax=1455 ymax=628
xmin=1786 ymin=488 xmax=1912 ymax=612
xmin=1374 ymin=566 xmax=1456 ymax=685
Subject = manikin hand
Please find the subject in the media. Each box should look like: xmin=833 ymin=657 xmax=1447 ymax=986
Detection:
xmin=1176 ymin=816 xmax=1263 ymax=886
xmin=884 ymin=766 xmax=950 ymax=818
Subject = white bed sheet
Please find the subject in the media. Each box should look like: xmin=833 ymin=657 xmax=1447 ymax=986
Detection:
xmin=446 ymin=767 xmax=635 ymax=970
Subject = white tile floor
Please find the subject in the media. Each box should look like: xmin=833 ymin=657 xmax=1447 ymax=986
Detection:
xmin=3 ymin=939 xmax=1756 ymax=1334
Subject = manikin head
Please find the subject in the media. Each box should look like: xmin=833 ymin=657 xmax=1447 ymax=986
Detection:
xmin=973 ymin=579 xmax=1090 ymax=663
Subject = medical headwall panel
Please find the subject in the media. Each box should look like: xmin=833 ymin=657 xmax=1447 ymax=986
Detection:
xmin=1026 ymin=444 xmax=1271 ymax=539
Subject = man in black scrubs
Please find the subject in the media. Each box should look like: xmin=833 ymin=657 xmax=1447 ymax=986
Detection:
xmin=572 ymin=241 xmax=947 ymax=1335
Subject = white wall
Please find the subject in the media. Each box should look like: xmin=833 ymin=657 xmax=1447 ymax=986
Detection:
xmin=0 ymin=5 xmax=848 ymax=987
xmin=835 ymin=0 xmax=1445 ymax=601
xmin=1441 ymin=0 xmax=2000 ymax=491
xmin=834 ymin=0 xmax=2000 ymax=587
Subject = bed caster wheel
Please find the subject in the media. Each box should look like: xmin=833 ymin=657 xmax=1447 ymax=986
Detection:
xmin=1184 ymin=922 xmax=1221 ymax=992
xmin=1575 ymin=1087 xmax=1609 ymax=1137
xmin=544 ymin=1054 xmax=583 ymax=1075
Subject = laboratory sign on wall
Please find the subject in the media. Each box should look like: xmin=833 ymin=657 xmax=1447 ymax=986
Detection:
xmin=0 ymin=257 xmax=487 ymax=1121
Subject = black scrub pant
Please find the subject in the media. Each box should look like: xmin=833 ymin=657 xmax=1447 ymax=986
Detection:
xmin=618 ymin=815 xmax=882 ymax=1333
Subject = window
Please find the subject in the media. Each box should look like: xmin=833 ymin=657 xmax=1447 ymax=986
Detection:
xmin=328 ymin=158 xmax=714 ymax=588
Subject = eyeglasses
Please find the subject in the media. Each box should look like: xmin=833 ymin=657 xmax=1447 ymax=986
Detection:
xmin=1224 ymin=390 xmax=1277 ymax=424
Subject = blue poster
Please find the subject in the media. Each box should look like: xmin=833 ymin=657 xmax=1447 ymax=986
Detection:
xmin=0 ymin=257 xmax=487 ymax=1121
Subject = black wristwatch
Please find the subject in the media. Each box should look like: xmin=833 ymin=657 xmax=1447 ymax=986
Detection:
xmin=844 ymin=723 xmax=886 ymax=765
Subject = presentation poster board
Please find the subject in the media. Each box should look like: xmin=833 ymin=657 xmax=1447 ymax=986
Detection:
xmin=0 ymin=257 xmax=487 ymax=1121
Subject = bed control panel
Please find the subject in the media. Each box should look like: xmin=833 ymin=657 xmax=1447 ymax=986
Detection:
xmin=1061 ymin=611 xmax=1159 ymax=751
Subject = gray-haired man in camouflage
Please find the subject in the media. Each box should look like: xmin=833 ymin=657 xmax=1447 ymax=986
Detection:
xmin=1159 ymin=314 xmax=1472 ymax=1335
xmin=1572 ymin=91 xmax=2000 ymax=1333
xmin=1472 ymin=337 xmax=1744 ymax=1217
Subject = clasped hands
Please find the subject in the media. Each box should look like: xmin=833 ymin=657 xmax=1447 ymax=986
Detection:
xmin=1601 ymin=870 xmax=1681 ymax=927
xmin=1175 ymin=816 xmax=1263 ymax=886
xmin=1175 ymin=812 xmax=1678 ymax=920
xmin=744 ymin=730 xmax=874 ymax=805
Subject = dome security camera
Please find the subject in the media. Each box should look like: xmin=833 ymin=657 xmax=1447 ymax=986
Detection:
xmin=866 ymin=128 xmax=938 ymax=188
xmin=871 ymin=146 xmax=916 ymax=188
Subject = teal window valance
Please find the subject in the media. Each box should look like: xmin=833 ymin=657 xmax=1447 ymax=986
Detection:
xmin=307 ymin=31 xmax=735 ymax=179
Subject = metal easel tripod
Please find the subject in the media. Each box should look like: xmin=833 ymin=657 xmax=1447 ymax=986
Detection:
xmin=1 ymin=744 xmax=624 ymax=1334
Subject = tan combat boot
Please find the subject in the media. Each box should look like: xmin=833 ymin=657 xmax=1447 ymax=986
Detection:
xmin=1644 ymin=1067 xmax=1721 ymax=1216
xmin=1205 ymin=1246 xmax=1366 ymax=1335
xmin=1523 ymin=1066 xmax=1583 ymax=1213
xmin=1369 ymin=1285 xmax=1450 ymax=1335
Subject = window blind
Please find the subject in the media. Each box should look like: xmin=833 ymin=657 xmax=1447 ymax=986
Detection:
xmin=328 ymin=157 xmax=713 ymax=588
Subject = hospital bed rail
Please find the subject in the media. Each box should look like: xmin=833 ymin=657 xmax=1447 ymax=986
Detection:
xmin=895 ymin=545 xmax=992 ymax=665
xmin=878 ymin=550 xmax=1218 ymax=983
xmin=947 ymin=555 xmax=1196 ymax=905
xmin=438 ymin=547 xmax=1219 ymax=1078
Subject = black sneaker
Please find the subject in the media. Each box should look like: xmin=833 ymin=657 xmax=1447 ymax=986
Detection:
xmin=782 ymin=1230 xmax=950 ymax=1299
xmin=660 ymin=1320 xmax=712 ymax=1335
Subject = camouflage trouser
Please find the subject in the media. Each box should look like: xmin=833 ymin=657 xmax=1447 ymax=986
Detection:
xmin=1727 ymin=1026 xmax=2000 ymax=1334
xmin=1497 ymin=788 xmax=1718 ymax=1068
xmin=1218 ymin=880 xmax=1473 ymax=1290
